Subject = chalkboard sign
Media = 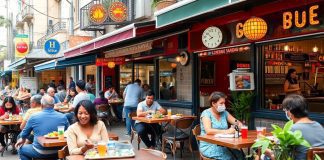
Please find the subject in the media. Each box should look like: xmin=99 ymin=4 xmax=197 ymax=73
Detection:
xmin=284 ymin=53 xmax=308 ymax=61
xmin=105 ymin=76 xmax=113 ymax=89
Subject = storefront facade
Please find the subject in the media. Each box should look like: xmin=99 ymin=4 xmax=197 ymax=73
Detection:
xmin=180 ymin=0 xmax=324 ymax=126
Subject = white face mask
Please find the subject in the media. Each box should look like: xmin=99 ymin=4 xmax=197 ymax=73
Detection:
xmin=285 ymin=111 xmax=291 ymax=121
xmin=217 ymin=104 xmax=226 ymax=113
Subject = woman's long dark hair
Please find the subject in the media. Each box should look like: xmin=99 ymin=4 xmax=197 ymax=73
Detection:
xmin=285 ymin=68 xmax=298 ymax=84
xmin=74 ymin=100 xmax=98 ymax=126
xmin=99 ymin=91 xmax=105 ymax=100
xmin=1 ymin=96 xmax=17 ymax=113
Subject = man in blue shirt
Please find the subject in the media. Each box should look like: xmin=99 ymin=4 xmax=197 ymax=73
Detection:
xmin=47 ymin=87 xmax=61 ymax=104
xmin=123 ymin=79 xmax=143 ymax=135
xmin=15 ymin=95 xmax=69 ymax=160
xmin=68 ymin=77 xmax=76 ymax=89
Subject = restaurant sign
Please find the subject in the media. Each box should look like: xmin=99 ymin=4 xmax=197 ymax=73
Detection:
xmin=96 ymin=57 xmax=125 ymax=66
xmin=198 ymin=45 xmax=250 ymax=57
xmin=89 ymin=4 xmax=108 ymax=24
xmin=109 ymin=2 xmax=127 ymax=22
xmin=104 ymin=41 xmax=153 ymax=58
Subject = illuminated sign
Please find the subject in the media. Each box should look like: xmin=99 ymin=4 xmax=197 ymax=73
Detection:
xmin=89 ymin=4 xmax=108 ymax=24
xmin=198 ymin=46 xmax=250 ymax=57
xmin=236 ymin=17 xmax=268 ymax=40
xmin=96 ymin=57 xmax=125 ymax=66
xmin=109 ymin=2 xmax=127 ymax=22
xmin=283 ymin=5 xmax=320 ymax=29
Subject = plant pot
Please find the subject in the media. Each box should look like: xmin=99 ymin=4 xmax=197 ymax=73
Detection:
xmin=156 ymin=0 xmax=177 ymax=11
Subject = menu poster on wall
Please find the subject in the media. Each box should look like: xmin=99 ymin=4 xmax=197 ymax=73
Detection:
xmin=19 ymin=77 xmax=38 ymax=94
xmin=228 ymin=72 xmax=255 ymax=91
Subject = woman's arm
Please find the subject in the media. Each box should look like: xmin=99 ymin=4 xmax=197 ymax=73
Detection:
xmin=66 ymin=127 xmax=84 ymax=155
xmin=202 ymin=116 xmax=235 ymax=135
xmin=227 ymin=112 xmax=243 ymax=127
xmin=99 ymin=121 xmax=109 ymax=142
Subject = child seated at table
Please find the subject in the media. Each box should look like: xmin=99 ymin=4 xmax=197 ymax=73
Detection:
xmin=200 ymin=91 xmax=243 ymax=160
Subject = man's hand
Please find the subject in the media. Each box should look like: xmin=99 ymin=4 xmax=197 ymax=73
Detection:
xmin=15 ymin=138 xmax=26 ymax=149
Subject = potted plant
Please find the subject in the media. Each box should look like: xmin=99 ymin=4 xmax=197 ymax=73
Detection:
xmin=152 ymin=0 xmax=177 ymax=11
xmin=228 ymin=91 xmax=254 ymax=123
xmin=251 ymin=121 xmax=311 ymax=160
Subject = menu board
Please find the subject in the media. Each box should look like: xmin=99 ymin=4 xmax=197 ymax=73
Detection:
xmin=19 ymin=77 xmax=38 ymax=94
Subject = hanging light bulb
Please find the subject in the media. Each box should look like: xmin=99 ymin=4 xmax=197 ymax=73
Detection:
xmin=107 ymin=62 xmax=116 ymax=68
xmin=284 ymin=45 xmax=289 ymax=51
xmin=312 ymin=46 xmax=318 ymax=53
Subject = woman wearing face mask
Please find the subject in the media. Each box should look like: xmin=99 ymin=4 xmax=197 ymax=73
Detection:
xmin=200 ymin=91 xmax=243 ymax=160
xmin=65 ymin=100 xmax=108 ymax=155
xmin=0 ymin=96 xmax=20 ymax=153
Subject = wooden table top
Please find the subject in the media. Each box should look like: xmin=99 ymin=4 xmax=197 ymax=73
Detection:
xmin=66 ymin=149 xmax=165 ymax=160
xmin=197 ymin=130 xmax=264 ymax=150
xmin=0 ymin=119 xmax=22 ymax=125
xmin=132 ymin=115 xmax=196 ymax=124
xmin=38 ymin=132 xmax=119 ymax=148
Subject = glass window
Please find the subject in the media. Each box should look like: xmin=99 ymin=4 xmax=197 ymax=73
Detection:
xmin=263 ymin=38 xmax=324 ymax=113
xmin=159 ymin=58 xmax=177 ymax=100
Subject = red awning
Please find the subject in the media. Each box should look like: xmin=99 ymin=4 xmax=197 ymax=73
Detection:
xmin=63 ymin=21 xmax=155 ymax=58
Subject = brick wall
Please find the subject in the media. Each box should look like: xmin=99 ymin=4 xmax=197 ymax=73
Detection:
xmin=176 ymin=56 xmax=193 ymax=102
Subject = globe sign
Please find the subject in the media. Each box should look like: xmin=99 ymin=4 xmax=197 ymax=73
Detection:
xmin=243 ymin=17 xmax=268 ymax=40
xmin=44 ymin=39 xmax=60 ymax=55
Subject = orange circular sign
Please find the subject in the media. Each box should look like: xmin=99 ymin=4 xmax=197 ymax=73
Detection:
xmin=109 ymin=2 xmax=127 ymax=22
xmin=89 ymin=4 xmax=108 ymax=24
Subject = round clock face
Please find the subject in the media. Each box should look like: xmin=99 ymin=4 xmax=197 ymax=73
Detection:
xmin=202 ymin=26 xmax=223 ymax=48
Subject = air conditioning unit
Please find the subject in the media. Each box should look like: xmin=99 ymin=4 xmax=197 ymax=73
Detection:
xmin=134 ymin=0 xmax=152 ymax=20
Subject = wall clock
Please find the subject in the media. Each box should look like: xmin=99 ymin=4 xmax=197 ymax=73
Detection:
xmin=178 ymin=51 xmax=189 ymax=66
xmin=202 ymin=26 xmax=223 ymax=48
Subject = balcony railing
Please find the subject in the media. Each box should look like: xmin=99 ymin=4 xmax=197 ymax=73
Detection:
xmin=21 ymin=5 xmax=33 ymax=21
xmin=47 ymin=22 xmax=67 ymax=35
xmin=36 ymin=22 xmax=67 ymax=49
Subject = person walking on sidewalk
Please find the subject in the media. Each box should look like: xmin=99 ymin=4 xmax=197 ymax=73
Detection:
xmin=123 ymin=79 xmax=143 ymax=135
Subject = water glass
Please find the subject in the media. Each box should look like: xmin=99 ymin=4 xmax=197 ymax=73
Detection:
xmin=57 ymin=126 xmax=65 ymax=140
xmin=256 ymin=127 xmax=263 ymax=139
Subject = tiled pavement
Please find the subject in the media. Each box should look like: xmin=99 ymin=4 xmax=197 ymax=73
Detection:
xmin=3 ymin=121 xmax=198 ymax=160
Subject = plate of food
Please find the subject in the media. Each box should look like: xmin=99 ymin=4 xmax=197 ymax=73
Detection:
xmin=4 ymin=117 xmax=20 ymax=121
xmin=84 ymin=142 xmax=135 ymax=159
xmin=44 ymin=131 xmax=59 ymax=139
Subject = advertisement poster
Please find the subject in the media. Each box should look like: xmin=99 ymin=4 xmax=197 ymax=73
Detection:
xmin=200 ymin=61 xmax=215 ymax=86
xmin=15 ymin=34 xmax=29 ymax=58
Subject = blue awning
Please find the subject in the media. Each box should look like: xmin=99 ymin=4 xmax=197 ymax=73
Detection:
xmin=34 ymin=59 xmax=59 ymax=72
xmin=7 ymin=58 xmax=26 ymax=70
xmin=57 ymin=54 xmax=96 ymax=68
xmin=1 ymin=69 xmax=12 ymax=77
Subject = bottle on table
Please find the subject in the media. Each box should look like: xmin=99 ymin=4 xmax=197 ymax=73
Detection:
xmin=234 ymin=119 xmax=240 ymax=138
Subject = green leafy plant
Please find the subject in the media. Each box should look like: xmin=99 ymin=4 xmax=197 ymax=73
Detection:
xmin=252 ymin=121 xmax=311 ymax=160
xmin=228 ymin=91 xmax=254 ymax=123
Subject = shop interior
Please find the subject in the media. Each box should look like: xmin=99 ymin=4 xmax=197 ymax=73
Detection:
xmin=263 ymin=38 xmax=324 ymax=113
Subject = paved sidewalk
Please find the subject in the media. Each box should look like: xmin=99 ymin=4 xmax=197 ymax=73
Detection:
xmin=3 ymin=122 xmax=198 ymax=160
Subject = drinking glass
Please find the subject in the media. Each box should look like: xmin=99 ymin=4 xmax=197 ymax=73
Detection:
xmin=241 ymin=126 xmax=248 ymax=139
xmin=97 ymin=141 xmax=107 ymax=157
xmin=167 ymin=109 xmax=172 ymax=117
xmin=262 ymin=127 xmax=267 ymax=135
xmin=256 ymin=127 xmax=263 ymax=139
xmin=57 ymin=126 xmax=65 ymax=140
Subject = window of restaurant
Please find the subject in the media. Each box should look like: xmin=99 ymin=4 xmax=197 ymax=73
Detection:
xmin=85 ymin=65 xmax=97 ymax=93
xmin=262 ymin=37 xmax=324 ymax=113
xmin=119 ymin=62 xmax=154 ymax=95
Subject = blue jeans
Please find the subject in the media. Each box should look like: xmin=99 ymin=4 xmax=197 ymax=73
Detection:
xmin=65 ymin=112 xmax=75 ymax=125
xmin=135 ymin=123 xmax=160 ymax=148
xmin=124 ymin=106 xmax=137 ymax=135
xmin=18 ymin=144 xmax=57 ymax=160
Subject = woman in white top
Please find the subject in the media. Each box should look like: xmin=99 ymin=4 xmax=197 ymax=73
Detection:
xmin=65 ymin=100 xmax=108 ymax=155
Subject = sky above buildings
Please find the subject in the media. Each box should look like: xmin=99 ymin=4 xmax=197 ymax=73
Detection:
xmin=0 ymin=0 xmax=18 ymax=46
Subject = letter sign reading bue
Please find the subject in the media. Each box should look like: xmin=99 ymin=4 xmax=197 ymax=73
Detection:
xmin=283 ymin=5 xmax=320 ymax=30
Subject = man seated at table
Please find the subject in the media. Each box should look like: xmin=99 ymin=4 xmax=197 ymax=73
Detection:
xmin=15 ymin=95 xmax=69 ymax=160
xmin=135 ymin=91 xmax=166 ymax=149
xmin=104 ymin=85 xmax=119 ymax=100
xmin=47 ymin=87 xmax=61 ymax=104
xmin=19 ymin=95 xmax=43 ymax=144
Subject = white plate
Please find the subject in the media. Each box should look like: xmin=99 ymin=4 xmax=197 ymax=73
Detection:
xmin=214 ymin=133 xmax=241 ymax=138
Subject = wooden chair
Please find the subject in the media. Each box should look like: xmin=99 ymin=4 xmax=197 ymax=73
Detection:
xmin=141 ymin=148 xmax=167 ymax=160
xmin=162 ymin=117 xmax=195 ymax=159
xmin=129 ymin=111 xmax=141 ymax=150
xmin=97 ymin=104 xmax=112 ymax=130
xmin=58 ymin=145 xmax=69 ymax=160
xmin=307 ymin=147 xmax=324 ymax=160
xmin=192 ymin=125 xmax=214 ymax=160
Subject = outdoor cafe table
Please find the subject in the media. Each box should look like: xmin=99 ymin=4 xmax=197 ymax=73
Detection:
xmin=0 ymin=119 xmax=22 ymax=126
xmin=38 ymin=132 xmax=120 ymax=148
xmin=66 ymin=149 xmax=165 ymax=160
xmin=132 ymin=115 xmax=196 ymax=124
xmin=197 ymin=130 xmax=268 ymax=155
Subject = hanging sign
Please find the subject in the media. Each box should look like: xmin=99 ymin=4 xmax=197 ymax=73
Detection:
xmin=96 ymin=57 xmax=125 ymax=66
xmin=109 ymin=2 xmax=127 ymax=22
xmin=14 ymin=34 xmax=29 ymax=58
xmin=104 ymin=41 xmax=153 ymax=58
xmin=198 ymin=45 xmax=250 ymax=57
xmin=89 ymin=4 xmax=108 ymax=24
xmin=44 ymin=39 xmax=61 ymax=55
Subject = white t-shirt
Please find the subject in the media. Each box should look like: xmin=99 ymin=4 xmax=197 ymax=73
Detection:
xmin=72 ymin=91 xmax=90 ymax=108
